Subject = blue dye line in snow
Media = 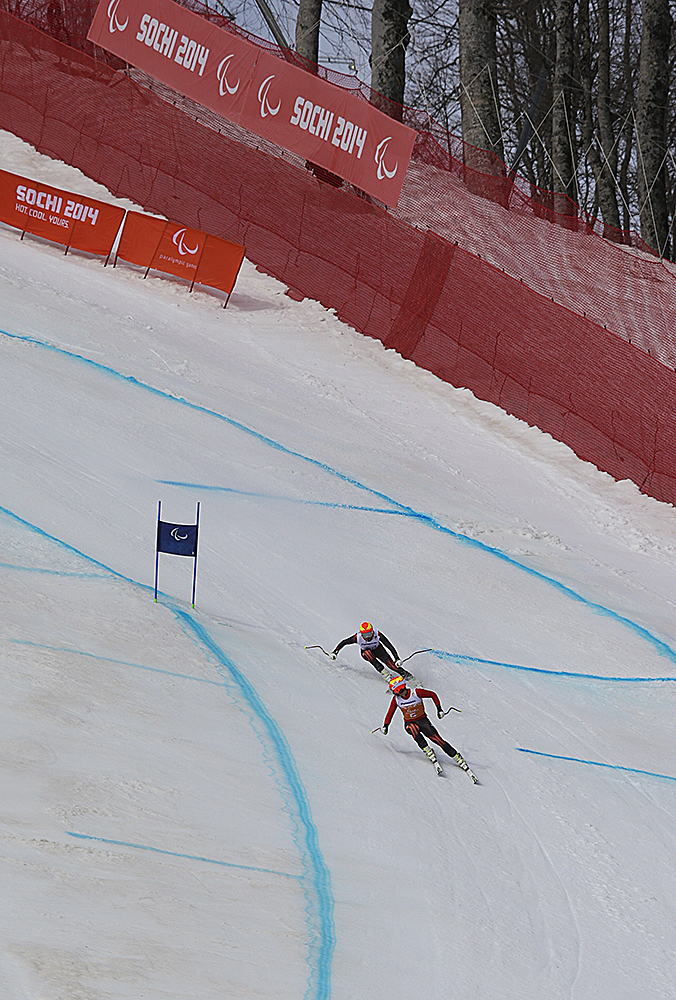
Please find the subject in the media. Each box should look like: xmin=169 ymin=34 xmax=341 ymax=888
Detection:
xmin=0 ymin=498 xmax=334 ymax=1000
xmin=0 ymin=503 xmax=134 ymax=584
xmin=11 ymin=639 xmax=228 ymax=686
xmin=67 ymin=832 xmax=301 ymax=878
xmin=0 ymin=561 xmax=107 ymax=577
xmin=3 ymin=324 xmax=676 ymax=670
xmin=170 ymin=605 xmax=335 ymax=1000
xmin=517 ymin=747 xmax=676 ymax=782
xmin=158 ymin=481 xmax=407 ymax=514
xmin=433 ymin=650 xmax=676 ymax=683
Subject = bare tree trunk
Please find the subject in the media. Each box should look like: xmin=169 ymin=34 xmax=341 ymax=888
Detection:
xmin=636 ymin=0 xmax=672 ymax=256
xmin=295 ymin=0 xmax=323 ymax=65
xmin=619 ymin=0 xmax=636 ymax=231
xmin=551 ymin=0 xmax=576 ymax=213
xmin=458 ymin=0 xmax=504 ymax=171
xmin=370 ymin=0 xmax=412 ymax=119
xmin=580 ymin=0 xmax=621 ymax=230
xmin=595 ymin=0 xmax=621 ymax=229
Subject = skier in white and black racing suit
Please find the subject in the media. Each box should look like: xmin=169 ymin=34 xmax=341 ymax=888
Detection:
xmin=330 ymin=621 xmax=414 ymax=680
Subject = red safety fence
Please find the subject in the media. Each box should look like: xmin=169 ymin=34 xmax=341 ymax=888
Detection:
xmin=1 ymin=0 xmax=656 ymax=250
xmin=0 ymin=167 xmax=124 ymax=256
xmin=2 ymin=3 xmax=676 ymax=505
xmin=116 ymin=211 xmax=245 ymax=298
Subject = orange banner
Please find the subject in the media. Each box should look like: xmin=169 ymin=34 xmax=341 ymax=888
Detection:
xmin=116 ymin=211 xmax=170 ymax=267
xmin=0 ymin=169 xmax=124 ymax=255
xmin=195 ymin=234 xmax=246 ymax=296
xmin=116 ymin=211 xmax=245 ymax=297
xmin=87 ymin=0 xmax=416 ymax=206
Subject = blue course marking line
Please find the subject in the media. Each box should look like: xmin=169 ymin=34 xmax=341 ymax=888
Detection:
xmin=433 ymin=650 xmax=676 ymax=683
xmin=4 ymin=324 xmax=676 ymax=672
xmin=170 ymin=605 xmax=335 ymax=1000
xmin=0 ymin=503 xmax=134 ymax=585
xmin=158 ymin=481 xmax=407 ymax=514
xmin=67 ymin=832 xmax=301 ymax=878
xmin=11 ymin=639 xmax=228 ymax=686
xmin=517 ymin=747 xmax=676 ymax=782
xmin=0 ymin=499 xmax=334 ymax=1000
xmin=0 ymin=561 xmax=108 ymax=578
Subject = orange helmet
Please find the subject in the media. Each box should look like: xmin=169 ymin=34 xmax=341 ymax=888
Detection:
xmin=359 ymin=621 xmax=374 ymax=639
xmin=389 ymin=675 xmax=407 ymax=695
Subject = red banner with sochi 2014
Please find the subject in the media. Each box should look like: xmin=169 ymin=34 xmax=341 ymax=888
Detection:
xmin=87 ymin=0 xmax=416 ymax=206
xmin=0 ymin=168 xmax=125 ymax=255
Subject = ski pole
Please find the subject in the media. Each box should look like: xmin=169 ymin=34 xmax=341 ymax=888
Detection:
xmin=304 ymin=644 xmax=332 ymax=656
xmin=399 ymin=648 xmax=433 ymax=664
xmin=371 ymin=727 xmax=382 ymax=734
xmin=440 ymin=707 xmax=461 ymax=717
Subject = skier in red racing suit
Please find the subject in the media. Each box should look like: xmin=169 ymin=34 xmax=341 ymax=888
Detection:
xmin=382 ymin=675 xmax=478 ymax=781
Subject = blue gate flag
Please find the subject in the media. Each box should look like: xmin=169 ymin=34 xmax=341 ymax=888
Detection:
xmin=157 ymin=521 xmax=198 ymax=557
xmin=154 ymin=501 xmax=200 ymax=606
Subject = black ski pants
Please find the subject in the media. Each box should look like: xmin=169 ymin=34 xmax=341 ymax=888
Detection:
xmin=361 ymin=645 xmax=396 ymax=673
xmin=404 ymin=716 xmax=457 ymax=758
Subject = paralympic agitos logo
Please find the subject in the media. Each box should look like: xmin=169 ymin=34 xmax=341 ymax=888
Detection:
xmin=258 ymin=75 xmax=281 ymax=118
xmin=374 ymin=137 xmax=398 ymax=180
xmin=107 ymin=0 xmax=128 ymax=32
xmin=217 ymin=54 xmax=240 ymax=96
xmin=172 ymin=228 xmax=200 ymax=256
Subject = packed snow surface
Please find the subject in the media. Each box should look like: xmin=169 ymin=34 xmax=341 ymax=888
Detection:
xmin=1 ymin=131 xmax=676 ymax=999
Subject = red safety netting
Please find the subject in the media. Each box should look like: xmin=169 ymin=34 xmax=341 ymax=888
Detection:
xmin=2 ymin=2 xmax=676 ymax=506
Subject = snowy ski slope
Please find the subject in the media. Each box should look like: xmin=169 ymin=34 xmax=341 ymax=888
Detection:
xmin=1 ymin=131 xmax=676 ymax=999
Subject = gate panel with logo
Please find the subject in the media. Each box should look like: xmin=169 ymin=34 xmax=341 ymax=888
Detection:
xmin=150 ymin=223 xmax=205 ymax=281
xmin=115 ymin=210 xmax=245 ymax=301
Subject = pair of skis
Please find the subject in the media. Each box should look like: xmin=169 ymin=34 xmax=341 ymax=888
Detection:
xmin=304 ymin=644 xmax=431 ymax=669
xmin=434 ymin=761 xmax=479 ymax=784
xmin=371 ymin=721 xmax=478 ymax=783
xmin=306 ymin=643 xmax=427 ymax=691
xmin=423 ymin=746 xmax=479 ymax=783
xmin=371 ymin=730 xmax=478 ymax=782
